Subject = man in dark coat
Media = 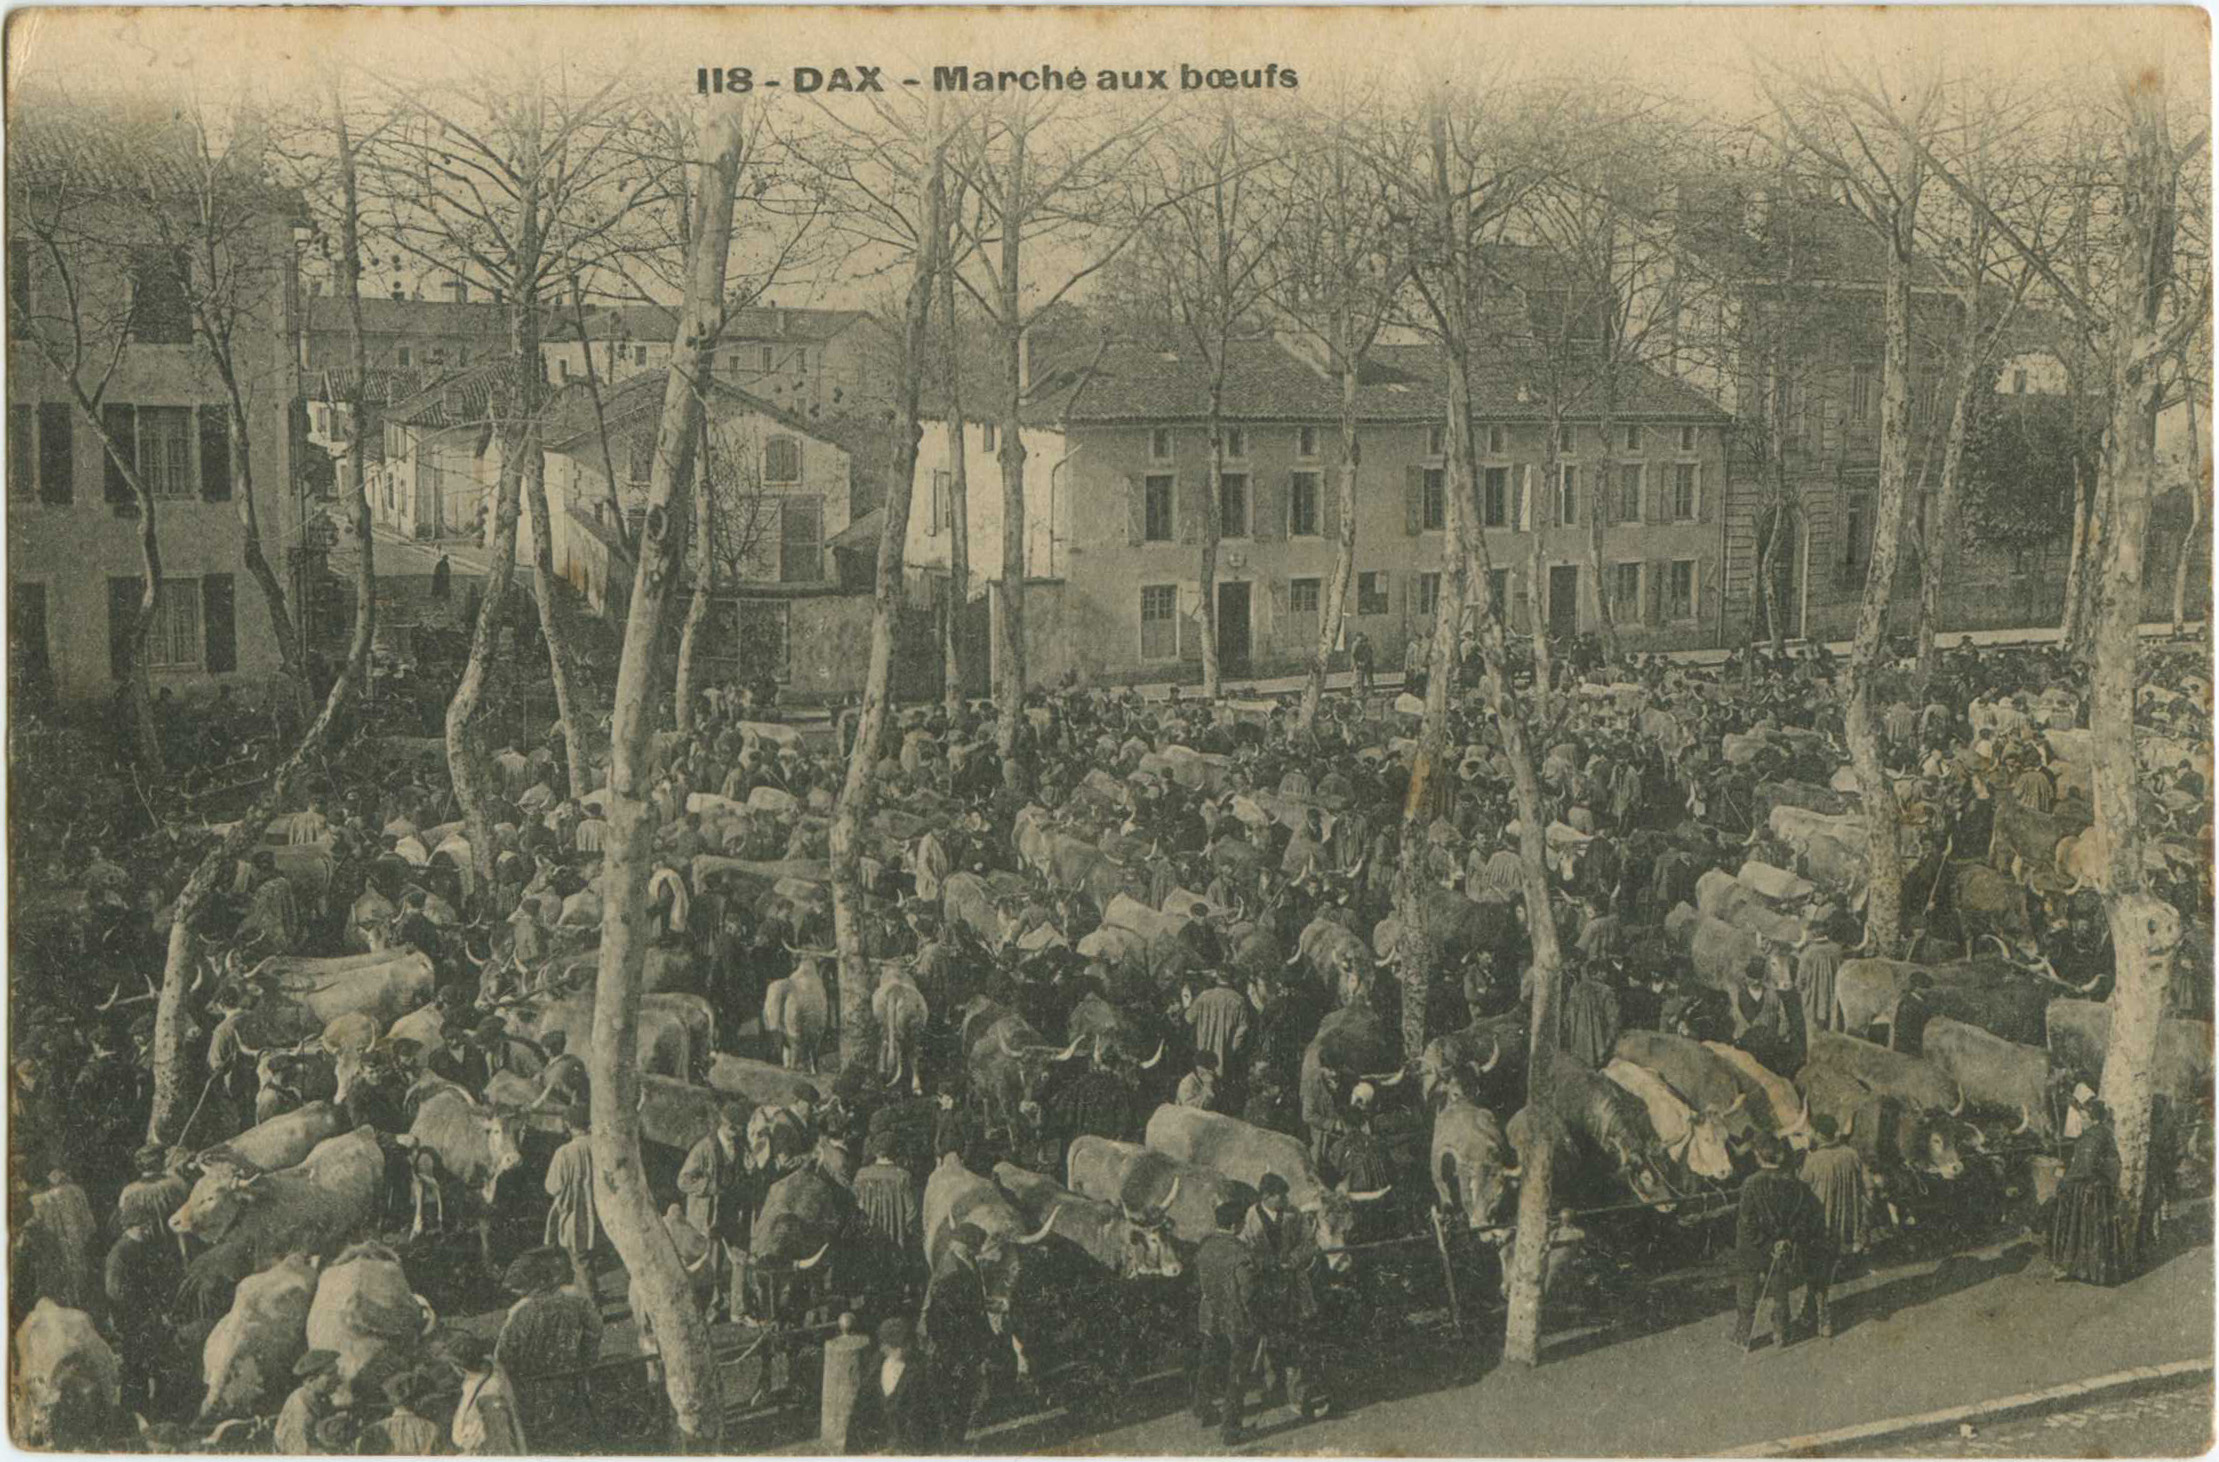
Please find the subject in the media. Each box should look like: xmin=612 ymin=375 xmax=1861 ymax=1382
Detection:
xmin=1193 ymin=1198 xmax=1258 ymax=1444
xmin=1731 ymin=1133 xmax=1832 ymax=1352
xmin=1242 ymin=1174 xmax=1328 ymax=1420
xmin=856 ymin=1317 xmax=928 ymax=1454
xmin=103 ymin=1214 xmax=179 ymax=1410
xmin=920 ymin=1221 xmax=997 ymax=1450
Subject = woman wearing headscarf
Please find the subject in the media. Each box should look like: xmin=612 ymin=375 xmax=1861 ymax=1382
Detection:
xmin=2050 ymin=1094 xmax=2127 ymax=1285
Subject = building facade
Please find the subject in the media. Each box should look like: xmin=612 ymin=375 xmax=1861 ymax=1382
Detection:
xmin=8 ymin=110 xmax=304 ymax=707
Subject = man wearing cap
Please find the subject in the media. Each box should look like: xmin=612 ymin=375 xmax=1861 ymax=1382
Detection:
xmin=1730 ymin=1133 xmax=1831 ymax=1352
xmin=497 ymin=1247 xmax=605 ymax=1442
xmin=448 ymin=1331 xmax=527 ymax=1455
xmin=103 ymin=1206 xmax=178 ymax=1409
xmin=920 ymin=1221 xmax=997 ymax=1449
xmin=1243 ymin=1174 xmax=1327 ymax=1421
xmin=853 ymin=1132 xmax=922 ymax=1309
xmin=544 ymin=1106 xmax=600 ymax=1302
xmin=859 ymin=1316 xmax=928 ymax=1453
xmin=274 ymin=1349 xmax=342 ymax=1454
xmin=1193 ymin=1198 xmax=1259 ymax=1444
xmin=1185 ymin=968 xmax=1253 ymax=1098
xmin=679 ymin=1101 xmax=754 ymax=1307
xmin=361 ymin=1370 xmax=445 ymax=1455
xmin=1794 ymin=909 xmax=1847 ymax=1037
xmin=1798 ymin=1115 xmax=1867 ymax=1336
xmin=1177 ymin=1050 xmax=1222 ymax=1112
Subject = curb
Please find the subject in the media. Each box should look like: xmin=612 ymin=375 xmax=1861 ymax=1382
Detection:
xmin=1720 ymin=1356 xmax=2213 ymax=1457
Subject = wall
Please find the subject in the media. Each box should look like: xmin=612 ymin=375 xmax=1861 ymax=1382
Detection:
xmin=1044 ymin=418 xmax=1729 ymax=685
xmin=906 ymin=419 xmax=1068 ymax=592
xmin=8 ymin=206 xmax=298 ymax=705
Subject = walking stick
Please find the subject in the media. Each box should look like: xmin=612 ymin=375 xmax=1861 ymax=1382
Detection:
xmin=1431 ymin=1206 xmax=1466 ymax=1338
xmin=176 ymin=1072 xmax=222 ymax=1152
xmin=1744 ymin=1241 xmax=1790 ymax=1358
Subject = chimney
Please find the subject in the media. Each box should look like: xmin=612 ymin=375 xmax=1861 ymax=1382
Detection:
xmin=446 ymin=279 xmax=469 ymax=304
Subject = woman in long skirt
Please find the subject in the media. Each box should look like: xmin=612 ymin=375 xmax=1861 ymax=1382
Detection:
xmin=2051 ymin=1098 xmax=2127 ymax=1285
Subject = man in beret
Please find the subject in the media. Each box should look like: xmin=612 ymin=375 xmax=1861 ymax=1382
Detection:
xmin=273 ymin=1349 xmax=341 ymax=1454
xmin=1193 ymin=1197 xmax=1259 ymax=1444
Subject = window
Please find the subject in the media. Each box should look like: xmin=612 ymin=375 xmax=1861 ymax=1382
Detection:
xmin=397 ymin=346 xmax=414 ymax=369
xmin=1559 ymin=424 xmax=1576 ymax=454
xmin=1427 ymin=424 xmax=1447 ymax=457
xmin=1611 ymin=562 xmax=1643 ymax=618
xmin=759 ymin=346 xmax=775 ymax=371
xmin=732 ymin=598 xmax=792 ymax=682
xmin=137 ymin=407 xmax=195 ymax=497
xmin=8 ymin=405 xmax=33 ymax=496
xmin=1558 ymin=465 xmax=1579 ymax=526
xmin=1357 ymin=571 xmax=1389 ymax=617
xmin=982 ymin=422 xmax=998 ymax=452
xmin=1290 ymin=577 xmax=1321 ymax=614
xmin=1680 ymin=424 xmax=1698 ymax=453
xmin=1420 ymin=468 xmax=1446 ymax=532
xmin=930 ymin=470 xmax=951 ymax=532
xmin=1482 ymin=466 xmax=1509 ymax=528
xmin=1144 ymin=474 xmax=1174 ymax=542
xmin=1288 ymin=471 xmax=1320 ymax=536
xmin=2012 ymin=368 xmax=2029 ymax=394
xmin=1296 ymin=425 xmax=1318 ymax=459
xmin=429 ymin=347 xmax=447 ymax=366
xmin=1139 ymin=584 xmax=1178 ymax=660
xmin=1224 ymin=427 xmax=1247 ymax=460
xmin=1623 ymin=424 xmax=1643 ymax=451
xmin=764 ymin=436 xmax=801 ymax=483
xmin=1218 ymin=472 xmax=1249 ymax=537
xmin=1150 ymin=427 xmax=1174 ymax=463
xmin=779 ymin=499 xmax=823 ymax=582
xmin=1486 ymin=568 xmax=1510 ymax=616
xmin=128 ymin=249 xmax=191 ymax=344
xmin=145 ymin=579 xmax=203 ymax=669
xmin=9 ymin=243 xmax=29 ymax=319
xmin=1416 ymin=571 xmax=1441 ymax=621
xmin=1852 ymin=365 xmax=1876 ymax=423
xmin=1667 ymin=560 xmax=1696 ymax=620
xmin=635 ymin=345 xmax=649 ymax=366
xmin=627 ymin=432 xmax=655 ymax=485
xmin=1487 ymin=425 xmax=1507 ymax=456
xmin=1844 ymin=496 xmax=1869 ymax=567
xmin=1672 ymin=462 xmax=1699 ymax=521
xmin=1617 ymin=463 xmax=1643 ymax=521
xmin=314 ymin=404 xmax=329 ymax=437
xmin=796 ymin=349 xmax=809 ymax=372
xmin=559 ymin=358 xmax=572 ymax=382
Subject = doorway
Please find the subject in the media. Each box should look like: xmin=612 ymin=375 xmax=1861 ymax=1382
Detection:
xmin=1217 ymin=581 xmax=1252 ymax=679
xmin=1548 ymin=564 xmax=1580 ymax=640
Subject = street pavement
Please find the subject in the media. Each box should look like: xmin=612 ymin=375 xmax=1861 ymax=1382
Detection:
xmin=1874 ymin=1382 xmax=2212 ymax=1457
xmin=1052 ymin=1231 xmax=2212 ymax=1457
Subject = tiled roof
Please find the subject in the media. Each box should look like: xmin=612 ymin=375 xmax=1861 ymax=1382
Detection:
xmin=538 ymin=370 xmax=843 ymax=456
xmin=385 ymin=361 xmax=534 ymax=430
xmin=8 ymin=101 xmax=305 ymax=217
xmin=304 ymin=297 xmax=522 ymax=338
xmin=306 ymin=366 xmax=446 ymax=407
xmin=542 ymin=302 xmax=868 ymax=345
xmin=1037 ymin=337 xmax=1727 ymax=425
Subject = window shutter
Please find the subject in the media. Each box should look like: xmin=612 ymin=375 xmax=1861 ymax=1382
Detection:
xmin=1178 ymin=582 xmax=1203 ymax=662
xmin=102 ymin=404 xmax=136 ymax=511
xmin=202 ymin=573 xmax=236 ymax=673
xmin=1178 ymin=476 xmax=1201 ymax=545
xmin=1404 ymin=465 xmax=1424 ymax=535
xmin=1648 ymin=470 xmax=1669 ymax=526
xmin=1594 ymin=465 xmax=1613 ymax=526
xmin=1268 ymin=578 xmax=1289 ymax=649
xmin=108 ymin=576 xmax=139 ymax=678
xmin=38 ymin=403 xmax=72 ymax=505
xmin=1126 ymin=475 xmax=1144 ymax=547
xmin=199 ymin=405 xmax=233 ymax=501
xmin=1646 ymin=559 xmax=1667 ymax=626
xmin=1319 ymin=468 xmax=1341 ymax=541
xmin=1692 ymin=463 xmax=1706 ymax=522
xmin=7 ymin=405 xmax=30 ymax=497
xmin=1510 ymin=566 xmax=1530 ymax=634
xmin=1253 ymin=473 xmax=1281 ymax=541
xmin=1516 ymin=465 xmax=1533 ymax=533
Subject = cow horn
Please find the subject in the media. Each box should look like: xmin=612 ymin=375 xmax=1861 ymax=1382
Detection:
xmin=1724 ymin=1092 xmax=1748 ymax=1117
xmin=997 ymin=1030 xmax=1019 ymax=1059
xmin=1015 ymin=1206 xmax=1061 ymax=1245
xmin=1840 ymin=1109 xmax=1854 ymax=1138
xmin=1948 ymin=1091 xmax=1965 ymax=1118
xmin=1138 ymin=1039 xmax=1166 ymax=1071
xmin=413 ymin=1294 xmax=438 ymax=1337
xmin=1157 ymin=1175 xmax=1181 ymax=1215
xmin=684 ymin=1238 xmax=718 ymax=1275
xmin=462 ymin=938 xmax=488 ymax=969
xmin=794 ymin=1242 xmax=831 ymax=1271
xmin=1479 ymin=1040 xmax=1500 ymax=1075
xmin=1286 ymin=946 xmax=1306 ymax=968
xmin=1346 ymin=1185 xmax=1392 ymax=1203
xmin=95 ymin=983 xmax=121 ymax=1012
xmin=1051 ymin=1037 xmax=1083 ymax=1062
xmin=1984 ymin=933 xmax=2012 ymax=960
xmin=2014 ymin=1105 xmax=2034 ymax=1135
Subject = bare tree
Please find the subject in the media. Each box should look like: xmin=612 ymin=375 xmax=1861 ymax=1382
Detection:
xmin=1269 ymin=94 xmax=1407 ymax=728
xmin=588 ymin=92 xmax=749 ymax=1447
xmin=938 ymin=161 xmax=976 ymax=715
xmin=1136 ymin=105 xmax=1280 ymax=698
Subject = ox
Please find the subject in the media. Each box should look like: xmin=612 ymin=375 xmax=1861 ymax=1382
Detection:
xmin=1371 ymin=885 xmax=1525 ymax=980
xmin=1694 ymin=870 xmax=1803 ymax=947
xmin=1068 ymin=1136 xmax=1254 ymax=1246
xmin=245 ymin=950 xmax=436 ymax=1045
xmin=944 ymin=871 xmax=1024 ymax=955
xmin=1518 ymin=1058 xmax=1679 ymax=1211
xmin=1922 ymin=1018 xmax=2049 ymax=1140
xmin=963 ymin=1003 xmax=1081 ymax=1146
xmin=706 ymin=1056 xmax=823 ymax=1110
xmin=1797 ymin=1063 xmax=1968 ymax=1188
xmin=1803 ymin=1032 xmax=1964 ymax=1116
xmin=2045 ymin=999 xmax=2214 ymax=1106
xmin=1292 ymin=916 xmax=1375 ymax=1008
xmin=1701 ymin=1042 xmax=1816 ymax=1148
xmin=764 ymin=956 xmax=832 ymax=1073
xmin=14 ymin=1300 xmax=119 ymax=1449
xmin=922 ymin=1159 xmax=1058 ymax=1371
xmin=873 ymin=963 xmax=929 ymax=1093
xmin=1767 ymin=804 xmax=1873 ymax=901
xmin=397 ymin=1080 xmax=525 ymax=1260
xmin=1612 ymin=1031 xmax=1769 ymax=1143
xmin=993 ymin=1162 xmax=1184 ymax=1281
xmin=743 ymin=1167 xmax=841 ymax=1326
xmin=1430 ymin=1089 xmax=1519 ymax=1234
xmin=304 ymin=1242 xmax=435 ymax=1406
xmin=198 ymin=1251 xmax=318 ymax=1420
xmin=195 ymin=1101 xmax=348 ymax=1178
xmin=1065 ymin=993 xmax=1170 ymax=1074
xmin=1419 ymin=1015 xmax=1520 ymax=1112
xmin=1668 ymin=906 xmax=1765 ymax=991
xmin=170 ymin=1128 xmax=384 ymax=1264
xmin=1143 ymin=1105 xmax=1389 ymax=1275
xmin=1601 ymin=1059 xmax=1736 ymax=1183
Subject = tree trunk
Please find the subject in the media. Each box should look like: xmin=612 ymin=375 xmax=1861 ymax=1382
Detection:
xmin=1915 ymin=386 xmax=1973 ymax=690
xmin=213 ymin=366 xmax=302 ymax=694
xmin=2093 ymin=83 xmax=2191 ymax=1256
xmin=674 ymin=419 xmax=716 ymax=734
xmin=1841 ymin=148 xmax=1921 ymax=961
xmin=149 ymin=81 xmax=378 ymax=1145
xmin=1530 ymin=419 xmax=1558 ymax=701
xmin=524 ymin=426 xmax=594 ymax=799
xmin=1198 ymin=388 xmax=1225 ymax=699
xmin=940 ymin=239 xmax=971 ymax=716
xmin=2172 ymin=380 xmax=2201 ymax=634
xmin=831 ymin=111 xmax=944 ymax=1075
xmin=1301 ymin=333 xmax=1361 ymax=731
xmin=2062 ymin=452 xmax=2100 ymax=657
xmin=993 ymin=133 xmax=1030 ymax=785
xmin=589 ymin=94 xmax=748 ymax=1448
xmin=571 ymin=278 xmax=636 ymax=558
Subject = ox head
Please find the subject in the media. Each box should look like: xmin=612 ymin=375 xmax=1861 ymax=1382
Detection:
xmin=1306 ymin=1179 xmax=1393 ymax=1274
xmin=169 ymin=1166 xmax=264 ymax=1245
xmin=1441 ymin=1105 xmax=1519 ymax=1236
xmin=996 ymin=1030 xmax=1083 ymax=1132
xmin=1110 ymin=1183 xmax=1187 ymax=1280
xmin=1901 ymin=1107 xmax=1967 ymax=1182
xmin=475 ymin=1108 xmax=528 ymax=1205
xmin=1682 ymin=1095 xmax=1741 ymax=1184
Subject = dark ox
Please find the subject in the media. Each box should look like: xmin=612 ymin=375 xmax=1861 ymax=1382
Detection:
xmin=1798 ymin=1063 xmax=1968 ymax=1185
xmin=1371 ymin=885 xmax=1526 ymax=978
xmin=963 ymin=1003 xmax=1081 ymax=1143
xmin=1064 ymin=993 xmax=1169 ymax=1073
xmin=1143 ymin=1105 xmax=1388 ymax=1275
xmin=923 ymin=1161 xmax=1058 ymax=1371
xmin=1518 ymin=1060 xmax=1679 ymax=1211
xmin=1067 ymin=1137 xmax=1254 ymax=1246
xmin=2046 ymin=998 xmax=2215 ymax=1108
xmin=1292 ymin=916 xmax=1375 ymax=1008
xmin=1803 ymin=1033 xmax=1965 ymax=1117
xmin=743 ymin=1167 xmax=841 ymax=1324
xmin=1420 ymin=1015 xmax=1523 ymax=1111
xmin=993 ymin=1162 xmax=1184 ymax=1281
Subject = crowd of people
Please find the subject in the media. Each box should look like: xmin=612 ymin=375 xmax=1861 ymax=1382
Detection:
xmin=7 ymin=624 xmax=2211 ymax=1452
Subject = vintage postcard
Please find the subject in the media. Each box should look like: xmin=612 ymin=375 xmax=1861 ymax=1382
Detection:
xmin=4 ymin=6 xmax=2212 ymax=1456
